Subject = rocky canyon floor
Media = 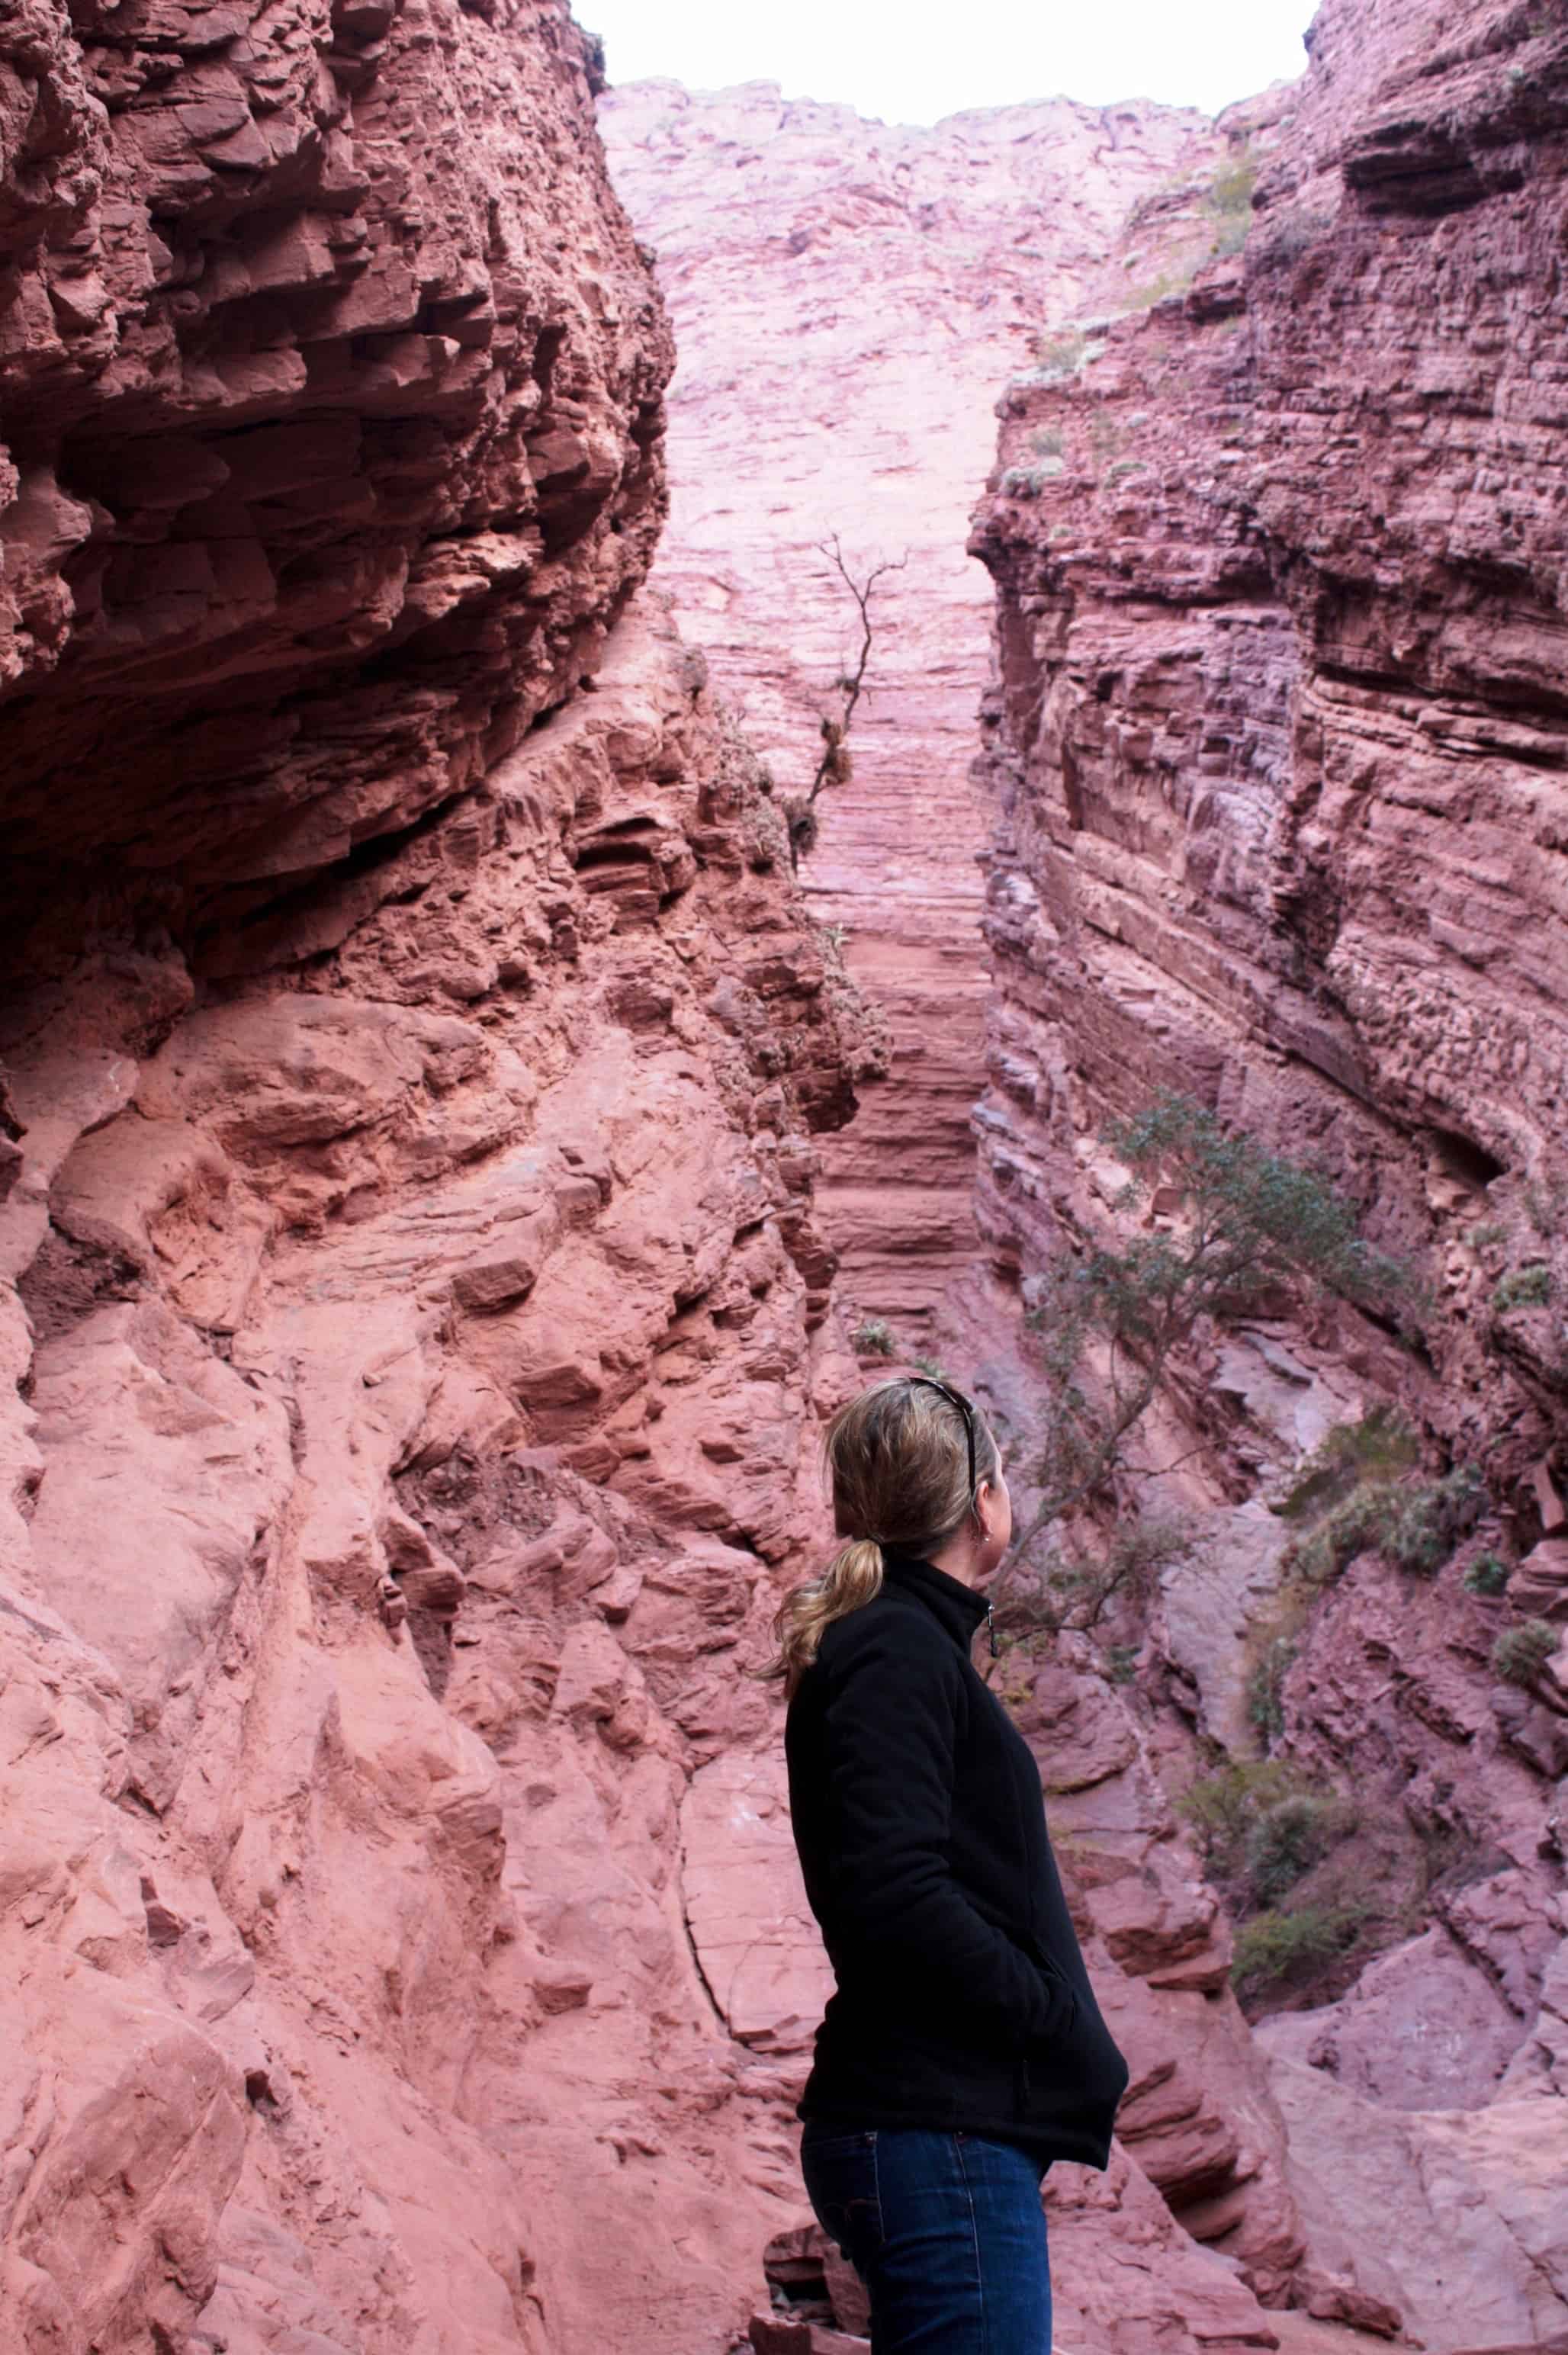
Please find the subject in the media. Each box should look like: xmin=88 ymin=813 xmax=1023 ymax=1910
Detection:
xmin=0 ymin=0 xmax=1566 ymax=2349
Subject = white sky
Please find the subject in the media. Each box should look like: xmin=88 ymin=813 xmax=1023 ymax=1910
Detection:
xmin=580 ymin=0 xmax=1319 ymax=124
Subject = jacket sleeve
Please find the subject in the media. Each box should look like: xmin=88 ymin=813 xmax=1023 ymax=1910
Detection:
xmin=818 ymin=1612 xmax=1070 ymax=2046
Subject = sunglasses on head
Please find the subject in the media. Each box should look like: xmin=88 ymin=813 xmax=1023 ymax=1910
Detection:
xmin=907 ymin=1373 xmax=978 ymax=1507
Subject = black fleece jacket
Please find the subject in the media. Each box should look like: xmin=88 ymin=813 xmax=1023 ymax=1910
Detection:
xmin=785 ymin=1550 xmax=1128 ymax=2169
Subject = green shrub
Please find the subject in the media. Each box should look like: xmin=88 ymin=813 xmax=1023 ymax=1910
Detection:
xmin=1525 ymin=1178 xmax=1568 ymax=1237
xmin=853 ymin=1318 xmax=897 ymax=1358
xmin=1030 ymin=326 xmax=1087 ymax=376
xmin=1204 ymin=146 xmax=1258 ymax=259
xmin=1210 ymin=149 xmax=1258 ymax=218
xmin=1494 ymin=1264 xmax=1551 ymax=1312
xmin=1181 ymin=1762 xmax=1354 ymax=1904
xmin=999 ymin=461 xmax=1062 ymax=498
xmin=998 ymin=1093 xmax=1413 ymax=1645
xmin=1245 ymin=1794 xmax=1345 ymax=1904
xmin=1028 ymin=428 xmax=1065 ymax=459
xmin=1463 ymin=1552 xmax=1512 ymax=1598
xmin=1277 ymin=1408 xmax=1419 ymax=1522
xmin=1384 ymin=1468 xmax=1488 ymax=1575
xmin=1284 ymin=1464 xmax=1486 ymax=1584
xmin=1247 ymin=1633 xmax=1298 ymax=1742
xmin=1180 ymin=1759 xmax=1301 ymax=1856
xmin=1492 ymin=1619 xmax=1558 ymax=1688
xmin=1231 ymin=1902 xmax=1365 ymax=1995
xmin=1285 ymin=1486 xmax=1396 ymax=1586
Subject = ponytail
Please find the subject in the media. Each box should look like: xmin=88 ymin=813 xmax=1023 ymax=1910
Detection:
xmin=759 ymin=1538 xmax=885 ymax=1700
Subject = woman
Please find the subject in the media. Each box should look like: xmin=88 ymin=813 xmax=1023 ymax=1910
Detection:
xmin=767 ymin=1374 xmax=1129 ymax=2352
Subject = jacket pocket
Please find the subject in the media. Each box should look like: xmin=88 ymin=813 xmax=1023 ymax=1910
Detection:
xmin=1019 ymin=1926 xmax=1068 ymax=1984
xmin=1013 ymin=1928 xmax=1078 ymax=2045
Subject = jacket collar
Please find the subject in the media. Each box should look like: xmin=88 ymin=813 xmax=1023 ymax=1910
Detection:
xmin=882 ymin=1550 xmax=990 ymax=1656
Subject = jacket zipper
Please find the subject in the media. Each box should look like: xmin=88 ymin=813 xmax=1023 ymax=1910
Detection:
xmin=985 ymin=1601 xmax=998 ymax=1658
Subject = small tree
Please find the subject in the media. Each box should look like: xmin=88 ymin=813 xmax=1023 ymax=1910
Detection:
xmin=994 ymin=1094 xmax=1415 ymax=1640
xmin=784 ymin=535 xmax=905 ymax=870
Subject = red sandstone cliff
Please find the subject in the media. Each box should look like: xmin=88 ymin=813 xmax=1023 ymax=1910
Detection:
xmin=972 ymin=0 xmax=1568 ymax=2340
xmin=6 ymin=0 xmax=1564 ymax=2342
xmin=0 ymin=3 xmax=871 ymax=2344
xmin=599 ymin=82 xmax=1226 ymax=1350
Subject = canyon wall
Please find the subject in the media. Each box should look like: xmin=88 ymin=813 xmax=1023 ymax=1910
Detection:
xmin=5 ymin=0 xmax=1563 ymax=2343
xmin=0 ymin=2 xmax=872 ymax=2345
xmin=599 ymin=82 xmax=1226 ymax=1348
xmin=0 ymin=2 xmax=1390 ymax=2340
xmin=973 ymin=0 xmax=1568 ymax=2341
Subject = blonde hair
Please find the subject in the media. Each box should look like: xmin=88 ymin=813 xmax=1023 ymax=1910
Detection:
xmin=762 ymin=1377 xmax=999 ymax=1699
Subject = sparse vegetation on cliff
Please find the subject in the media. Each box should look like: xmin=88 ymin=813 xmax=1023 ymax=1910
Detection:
xmin=1205 ymin=142 xmax=1258 ymax=258
xmin=1000 ymin=462 xmax=1062 ymax=497
xmin=1231 ymin=1901 xmax=1367 ymax=1997
xmin=993 ymin=1094 xmax=1412 ymax=1643
xmin=1494 ymin=1263 xmax=1552 ymax=1312
xmin=1118 ymin=261 xmax=1200 ymax=313
xmin=1181 ymin=1759 xmax=1358 ymax=1909
xmin=1464 ymin=1551 xmax=1512 ymax=1597
xmin=1273 ymin=1404 xmax=1487 ymax=1587
xmin=1245 ymin=1628 xmax=1300 ymax=1744
xmin=1284 ymin=1463 xmax=1487 ymax=1586
xmin=1252 ymin=204 xmax=1335 ymax=272
xmin=1030 ymin=326 xmax=1087 ymax=375
xmin=783 ymin=535 xmax=905 ymax=870
xmin=1492 ymin=1618 xmax=1558 ymax=1687
xmin=1277 ymin=1406 xmax=1419 ymax=1515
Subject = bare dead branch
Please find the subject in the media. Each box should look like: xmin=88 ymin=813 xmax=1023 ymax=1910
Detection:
xmin=785 ymin=535 xmax=908 ymax=870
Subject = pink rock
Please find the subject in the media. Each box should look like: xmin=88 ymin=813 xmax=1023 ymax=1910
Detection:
xmin=0 ymin=14 xmax=876 ymax=2327
xmin=1512 ymin=1537 xmax=1568 ymax=1621
xmin=601 ymin=79 xmax=1227 ymax=1348
xmin=1533 ymin=1461 xmax=1567 ymax=1537
xmin=680 ymin=1751 xmax=834 ymax=2051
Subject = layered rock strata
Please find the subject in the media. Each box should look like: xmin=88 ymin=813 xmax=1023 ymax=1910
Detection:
xmin=972 ymin=0 xmax=1568 ymax=2338
xmin=599 ymin=81 xmax=1225 ymax=1346
xmin=0 ymin=599 xmax=871 ymax=2355
xmin=0 ymin=2 xmax=875 ymax=2344
xmin=1 ymin=0 xmax=665 ymax=962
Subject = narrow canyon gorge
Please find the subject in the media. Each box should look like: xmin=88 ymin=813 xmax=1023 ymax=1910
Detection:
xmin=0 ymin=3 xmax=1564 ymax=2355
xmin=598 ymin=82 xmax=1226 ymax=1348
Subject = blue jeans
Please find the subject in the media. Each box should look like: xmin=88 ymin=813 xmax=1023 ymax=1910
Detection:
xmin=799 ymin=2122 xmax=1051 ymax=2353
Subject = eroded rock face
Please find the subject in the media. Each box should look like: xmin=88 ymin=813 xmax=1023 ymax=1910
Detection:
xmin=2 ymin=0 xmax=668 ymax=966
xmin=0 ymin=2 xmax=882 ymax=2343
xmin=971 ymin=0 xmax=1568 ymax=2340
xmin=599 ymin=80 xmax=1225 ymax=1347
xmin=971 ymin=0 xmax=1568 ymax=1444
xmin=0 ymin=588 xmax=879 ymax=2350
